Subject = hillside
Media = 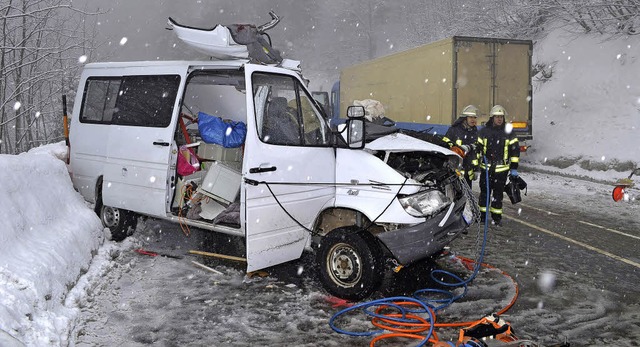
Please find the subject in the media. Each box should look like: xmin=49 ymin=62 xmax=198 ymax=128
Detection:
xmin=527 ymin=29 xmax=639 ymax=180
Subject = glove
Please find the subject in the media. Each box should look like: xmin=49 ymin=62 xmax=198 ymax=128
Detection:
xmin=510 ymin=169 xmax=518 ymax=177
xmin=459 ymin=145 xmax=470 ymax=154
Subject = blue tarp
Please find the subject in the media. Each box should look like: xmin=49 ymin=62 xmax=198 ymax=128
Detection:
xmin=197 ymin=112 xmax=246 ymax=148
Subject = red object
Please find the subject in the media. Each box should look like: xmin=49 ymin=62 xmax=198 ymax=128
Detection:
xmin=177 ymin=146 xmax=199 ymax=176
xmin=612 ymin=186 xmax=625 ymax=202
xmin=134 ymin=248 xmax=183 ymax=259
xmin=324 ymin=296 xmax=353 ymax=308
xmin=135 ymin=249 xmax=158 ymax=257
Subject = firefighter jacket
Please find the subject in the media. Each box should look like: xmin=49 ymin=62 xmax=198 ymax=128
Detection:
xmin=477 ymin=121 xmax=519 ymax=173
xmin=443 ymin=117 xmax=479 ymax=178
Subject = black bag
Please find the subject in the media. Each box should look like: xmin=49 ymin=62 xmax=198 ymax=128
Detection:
xmin=227 ymin=24 xmax=282 ymax=64
xmin=505 ymin=175 xmax=527 ymax=204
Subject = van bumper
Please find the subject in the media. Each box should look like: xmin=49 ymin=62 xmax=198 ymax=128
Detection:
xmin=376 ymin=196 xmax=469 ymax=265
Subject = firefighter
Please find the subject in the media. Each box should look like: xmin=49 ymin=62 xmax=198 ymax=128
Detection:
xmin=443 ymin=105 xmax=480 ymax=188
xmin=477 ymin=105 xmax=520 ymax=227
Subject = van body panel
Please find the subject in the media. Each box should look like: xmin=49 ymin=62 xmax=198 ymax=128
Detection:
xmin=70 ymin=122 xmax=107 ymax=204
xmin=335 ymin=148 xmax=423 ymax=224
xmin=102 ymin=125 xmax=177 ymax=217
xmin=242 ymin=64 xmax=336 ymax=272
xmin=365 ymin=133 xmax=458 ymax=158
xmin=101 ymin=66 xmax=187 ymax=217
xmin=70 ymin=63 xmax=195 ymax=215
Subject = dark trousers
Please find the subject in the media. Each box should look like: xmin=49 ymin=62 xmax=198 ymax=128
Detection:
xmin=478 ymin=168 xmax=509 ymax=222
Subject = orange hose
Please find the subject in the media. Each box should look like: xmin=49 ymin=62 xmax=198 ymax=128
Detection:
xmin=363 ymin=256 xmax=520 ymax=345
xmin=370 ymin=332 xmax=439 ymax=347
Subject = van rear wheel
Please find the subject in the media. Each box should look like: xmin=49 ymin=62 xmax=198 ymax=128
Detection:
xmin=100 ymin=205 xmax=136 ymax=242
xmin=316 ymin=227 xmax=383 ymax=301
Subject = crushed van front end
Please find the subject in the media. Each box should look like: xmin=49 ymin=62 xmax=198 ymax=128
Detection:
xmin=376 ymin=177 xmax=470 ymax=264
xmin=364 ymin=134 xmax=477 ymax=265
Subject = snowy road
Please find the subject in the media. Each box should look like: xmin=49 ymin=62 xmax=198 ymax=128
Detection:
xmin=72 ymin=171 xmax=640 ymax=346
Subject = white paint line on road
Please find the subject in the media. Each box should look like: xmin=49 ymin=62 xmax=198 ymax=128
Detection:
xmin=503 ymin=215 xmax=640 ymax=269
xmin=577 ymin=220 xmax=640 ymax=241
xmin=518 ymin=202 xmax=561 ymax=216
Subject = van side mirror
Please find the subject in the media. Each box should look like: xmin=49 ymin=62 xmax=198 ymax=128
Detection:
xmin=345 ymin=106 xmax=365 ymax=149
xmin=346 ymin=118 xmax=364 ymax=149
xmin=347 ymin=105 xmax=365 ymax=118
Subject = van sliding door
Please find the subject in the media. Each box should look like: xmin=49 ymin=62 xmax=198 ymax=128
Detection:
xmin=102 ymin=71 xmax=185 ymax=217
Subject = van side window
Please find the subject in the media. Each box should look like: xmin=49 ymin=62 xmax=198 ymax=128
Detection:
xmin=114 ymin=75 xmax=181 ymax=127
xmin=252 ymin=73 xmax=329 ymax=146
xmin=297 ymin=94 xmax=327 ymax=145
xmin=81 ymin=78 xmax=121 ymax=123
xmin=80 ymin=75 xmax=181 ymax=127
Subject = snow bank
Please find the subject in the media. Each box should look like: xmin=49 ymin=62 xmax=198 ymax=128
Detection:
xmin=0 ymin=143 xmax=104 ymax=346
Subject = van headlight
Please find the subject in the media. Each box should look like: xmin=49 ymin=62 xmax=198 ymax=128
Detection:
xmin=399 ymin=190 xmax=452 ymax=218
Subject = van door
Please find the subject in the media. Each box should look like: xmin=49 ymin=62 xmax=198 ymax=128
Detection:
xmin=242 ymin=65 xmax=336 ymax=272
xmin=102 ymin=69 xmax=185 ymax=217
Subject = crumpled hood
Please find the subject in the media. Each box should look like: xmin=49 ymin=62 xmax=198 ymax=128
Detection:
xmin=365 ymin=133 xmax=458 ymax=157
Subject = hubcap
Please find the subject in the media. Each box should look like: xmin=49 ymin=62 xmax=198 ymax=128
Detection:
xmin=101 ymin=206 xmax=120 ymax=228
xmin=327 ymin=243 xmax=362 ymax=288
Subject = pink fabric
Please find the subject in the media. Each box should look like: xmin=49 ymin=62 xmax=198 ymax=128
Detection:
xmin=177 ymin=146 xmax=200 ymax=176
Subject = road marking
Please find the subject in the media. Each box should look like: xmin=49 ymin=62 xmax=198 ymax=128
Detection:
xmin=578 ymin=220 xmax=640 ymax=241
xmin=518 ymin=202 xmax=561 ymax=216
xmin=503 ymin=215 xmax=640 ymax=269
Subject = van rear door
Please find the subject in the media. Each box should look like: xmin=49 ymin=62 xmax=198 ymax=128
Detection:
xmin=102 ymin=67 xmax=185 ymax=217
xmin=242 ymin=64 xmax=336 ymax=272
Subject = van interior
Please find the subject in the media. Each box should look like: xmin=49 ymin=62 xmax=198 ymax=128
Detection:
xmin=171 ymin=71 xmax=248 ymax=228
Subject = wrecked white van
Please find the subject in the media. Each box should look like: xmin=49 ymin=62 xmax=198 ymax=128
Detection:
xmin=68 ymin=59 xmax=474 ymax=300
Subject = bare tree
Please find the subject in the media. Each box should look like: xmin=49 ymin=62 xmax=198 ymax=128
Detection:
xmin=0 ymin=0 xmax=98 ymax=154
xmin=429 ymin=0 xmax=640 ymax=40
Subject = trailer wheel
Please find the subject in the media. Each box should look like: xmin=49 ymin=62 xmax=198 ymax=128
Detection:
xmin=316 ymin=227 xmax=383 ymax=301
xmin=100 ymin=205 xmax=136 ymax=242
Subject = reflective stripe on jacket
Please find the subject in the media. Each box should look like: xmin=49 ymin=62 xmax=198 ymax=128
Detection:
xmin=477 ymin=125 xmax=519 ymax=172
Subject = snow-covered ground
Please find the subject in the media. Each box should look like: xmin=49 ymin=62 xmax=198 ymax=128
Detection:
xmin=0 ymin=30 xmax=638 ymax=346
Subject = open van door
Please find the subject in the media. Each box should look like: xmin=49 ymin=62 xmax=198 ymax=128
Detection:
xmin=102 ymin=67 xmax=186 ymax=217
xmin=242 ymin=64 xmax=336 ymax=272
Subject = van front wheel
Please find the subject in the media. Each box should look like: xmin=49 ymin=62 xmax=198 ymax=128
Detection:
xmin=316 ymin=227 xmax=382 ymax=301
xmin=100 ymin=205 xmax=136 ymax=242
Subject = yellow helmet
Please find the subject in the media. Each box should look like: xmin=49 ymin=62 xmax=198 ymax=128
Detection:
xmin=490 ymin=105 xmax=507 ymax=117
xmin=461 ymin=104 xmax=479 ymax=118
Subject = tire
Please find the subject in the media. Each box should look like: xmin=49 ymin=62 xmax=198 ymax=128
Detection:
xmin=100 ymin=205 xmax=137 ymax=242
xmin=94 ymin=179 xmax=136 ymax=241
xmin=316 ymin=227 xmax=383 ymax=301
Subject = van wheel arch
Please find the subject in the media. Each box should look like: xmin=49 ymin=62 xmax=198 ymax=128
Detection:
xmin=315 ymin=207 xmax=383 ymax=237
xmin=94 ymin=176 xmax=104 ymax=215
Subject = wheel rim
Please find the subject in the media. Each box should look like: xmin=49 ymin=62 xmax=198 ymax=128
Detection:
xmin=101 ymin=206 xmax=121 ymax=228
xmin=326 ymin=242 xmax=362 ymax=288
